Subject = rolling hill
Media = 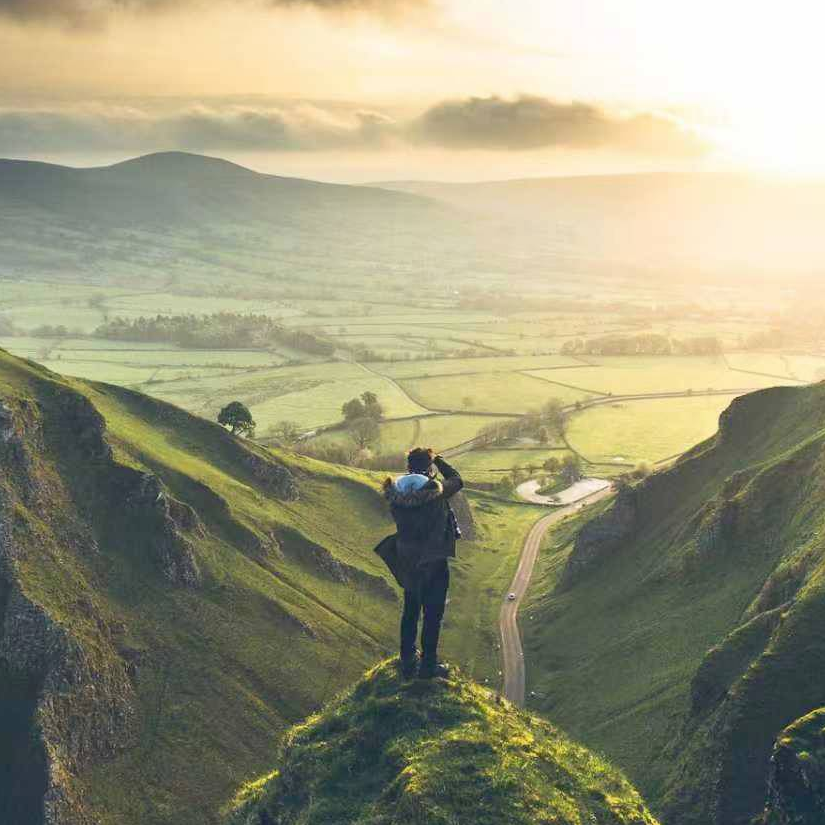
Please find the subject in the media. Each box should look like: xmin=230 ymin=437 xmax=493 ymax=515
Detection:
xmin=0 ymin=152 xmax=471 ymax=291
xmin=523 ymin=380 xmax=825 ymax=824
xmin=376 ymin=173 xmax=825 ymax=279
xmin=226 ymin=659 xmax=660 ymax=825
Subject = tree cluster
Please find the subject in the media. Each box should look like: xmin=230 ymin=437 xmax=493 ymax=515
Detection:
xmin=95 ymin=312 xmax=335 ymax=356
xmin=341 ymin=392 xmax=385 ymax=450
xmin=561 ymin=334 xmax=722 ymax=357
xmin=475 ymin=399 xmax=565 ymax=447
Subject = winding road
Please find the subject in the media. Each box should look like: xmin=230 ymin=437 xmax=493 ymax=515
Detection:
xmin=499 ymin=486 xmax=615 ymax=706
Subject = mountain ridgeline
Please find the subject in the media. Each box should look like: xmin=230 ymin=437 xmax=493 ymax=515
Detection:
xmin=525 ymin=380 xmax=825 ymax=825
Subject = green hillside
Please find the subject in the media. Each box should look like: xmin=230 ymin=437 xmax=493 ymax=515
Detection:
xmin=0 ymin=152 xmax=474 ymax=294
xmin=0 ymin=348 xmax=530 ymax=824
xmin=522 ymin=381 xmax=825 ymax=825
xmin=227 ymin=659 xmax=660 ymax=825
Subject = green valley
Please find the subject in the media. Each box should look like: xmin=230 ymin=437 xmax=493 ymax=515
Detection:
xmin=0 ymin=349 xmax=535 ymax=824
xmin=523 ymin=381 xmax=825 ymax=825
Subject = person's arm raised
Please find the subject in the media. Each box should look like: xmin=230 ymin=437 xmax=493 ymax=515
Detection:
xmin=433 ymin=455 xmax=463 ymax=499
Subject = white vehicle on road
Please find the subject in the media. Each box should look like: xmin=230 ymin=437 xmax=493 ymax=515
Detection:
xmin=507 ymin=592 xmax=516 ymax=601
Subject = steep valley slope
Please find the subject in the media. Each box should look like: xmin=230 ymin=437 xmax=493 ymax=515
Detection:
xmin=0 ymin=348 xmax=501 ymax=825
xmin=523 ymin=381 xmax=825 ymax=825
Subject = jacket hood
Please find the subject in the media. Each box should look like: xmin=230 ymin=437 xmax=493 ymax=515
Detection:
xmin=383 ymin=476 xmax=443 ymax=508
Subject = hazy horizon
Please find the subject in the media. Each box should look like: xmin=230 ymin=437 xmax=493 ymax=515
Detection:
xmin=3 ymin=1 xmax=825 ymax=182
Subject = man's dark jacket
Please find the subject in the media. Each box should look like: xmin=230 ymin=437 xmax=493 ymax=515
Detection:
xmin=374 ymin=456 xmax=463 ymax=590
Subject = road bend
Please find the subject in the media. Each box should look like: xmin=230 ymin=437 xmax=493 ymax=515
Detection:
xmin=499 ymin=487 xmax=614 ymax=706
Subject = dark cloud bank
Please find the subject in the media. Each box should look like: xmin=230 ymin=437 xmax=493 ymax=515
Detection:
xmin=0 ymin=97 xmax=704 ymax=157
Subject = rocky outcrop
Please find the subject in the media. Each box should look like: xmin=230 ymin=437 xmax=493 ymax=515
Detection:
xmin=0 ymin=499 xmax=136 ymax=825
xmin=241 ymin=447 xmax=299 ymax=501
xmin=762 ymin=708 xmax=825 ymax=824
xmin=0 ymin=399 xmax=14 ymax=441
xmin=54 ymin=387 xmax=112 ymax=463
xmin=0 ymin=396 xmax=42 ymax=498
xmin=117 ymin=469 xmax=203 ymax=588
xmin=557 ymin=486 xmax=638 ymax=591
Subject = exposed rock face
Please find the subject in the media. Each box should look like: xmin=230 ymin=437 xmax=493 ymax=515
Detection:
xmin=241 ymin=448 xmax=299 ymax=501
xmin=0 ymin=499 xmax=136 ymax=825
xmin=0 ymin=399 xmax=14 ymax=442
xmin=118 ymin=470 xmax=203 ymax=588
xmin=762 ymin=709 xmax=825 ymax=825
xmin=54 ymin=388 xmax=112 ymax=463
xmin=0 ymin=396 xmax=42 ymax=498
xmin=558 ymin=486 xmax=638 ymax=591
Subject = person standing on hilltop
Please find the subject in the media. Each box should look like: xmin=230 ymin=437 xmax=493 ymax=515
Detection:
xmin=375 ymin=448 xmax=464 ymax=679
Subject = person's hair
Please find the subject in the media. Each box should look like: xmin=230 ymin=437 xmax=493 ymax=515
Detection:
xmin=407 ymin=446 xmax=435 ymax=474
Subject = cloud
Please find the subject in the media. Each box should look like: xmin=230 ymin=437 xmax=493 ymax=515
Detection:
xmin=0 ymin=0 xmax=429 ymax=27
xmin=0 ymin=97 xmax=706 ymax=157
xmin=413 ymin=95 xmax=706 ymax=155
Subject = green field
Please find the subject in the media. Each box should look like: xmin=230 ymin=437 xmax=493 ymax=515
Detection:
xmin=526 ymin=355 xmax=791 ymax=396
xmin=374 ymin=353 xmax=581 ymax=379
xmin=565 ymin=394 xmax=737 ymax=464
xmin=453 ymin=447 xmax=573 ymax=483
xmin=399 ymin=371 xmax=594 ymax=414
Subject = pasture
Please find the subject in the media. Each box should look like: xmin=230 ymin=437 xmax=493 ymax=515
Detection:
xmin=2 ymin=273 xmax=819 ymax=474
xmin=525 ymin=355 xmax=786 ymax=396
xmin=565 ymin=394 xmax=738 ymax=465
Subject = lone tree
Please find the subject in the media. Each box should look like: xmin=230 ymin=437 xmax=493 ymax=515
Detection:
xmin=218 ymin=401 xmax=256 ymax=437
xmin=348 ymin=416 xmax=380 ymax=450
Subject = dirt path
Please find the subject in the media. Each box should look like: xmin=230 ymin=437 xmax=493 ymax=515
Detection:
xmin=499 ymin=487 xmax=614 ymax=706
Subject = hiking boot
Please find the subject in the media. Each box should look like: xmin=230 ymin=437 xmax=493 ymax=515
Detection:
xmin=400 ymin=650 xmax=420 ymax=680
xmin=418 ymin=660 xmax=450 ymax=680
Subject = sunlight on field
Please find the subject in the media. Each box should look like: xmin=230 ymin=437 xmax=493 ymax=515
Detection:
xmin=566 ymin=395 xmax=736 ymax=464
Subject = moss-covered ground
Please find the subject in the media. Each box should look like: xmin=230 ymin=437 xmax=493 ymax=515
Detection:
xmin=227 ymin=660 xmax=660 ymax=825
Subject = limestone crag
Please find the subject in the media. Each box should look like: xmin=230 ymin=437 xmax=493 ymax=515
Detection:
xmin=762 ymin=709 xmax=825 ymax=825
xmin=0 ymin=498 xmax=136 ymax=825
xmin=558 ymin=485 xmax=638 ymax=591
xmin=241 ymin=447 xmax=300 ymax=501
xmin=117 ymin=469 xmax=203 ymax=588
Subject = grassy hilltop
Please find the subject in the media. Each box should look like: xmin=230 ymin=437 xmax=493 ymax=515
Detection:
xmin=0 ymin=349 xmax=533 ymax=825
xmin=227 ymin=660 xmax=660 ymax=825
xmin=523 ymin=380 xmax=825 ymax=824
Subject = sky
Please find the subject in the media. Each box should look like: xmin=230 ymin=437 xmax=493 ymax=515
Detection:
xmin=1 ymin=0 xmax=824 ymax=182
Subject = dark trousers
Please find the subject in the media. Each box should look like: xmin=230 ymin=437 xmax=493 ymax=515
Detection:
xmin=400 ymin=560 xmax=449 ymax=665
